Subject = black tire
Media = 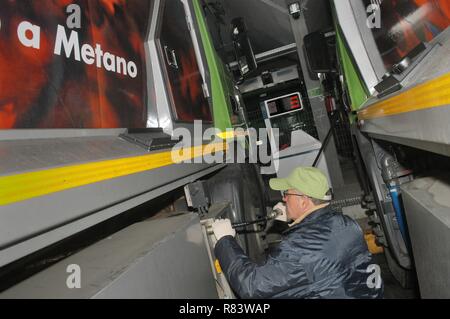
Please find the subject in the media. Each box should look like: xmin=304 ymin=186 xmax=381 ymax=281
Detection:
xmin=206 ymin=164 xmax=268 ymax=262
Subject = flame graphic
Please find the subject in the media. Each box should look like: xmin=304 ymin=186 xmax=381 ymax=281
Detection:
xmin=0 ymin=0 xmax=150 ymax=129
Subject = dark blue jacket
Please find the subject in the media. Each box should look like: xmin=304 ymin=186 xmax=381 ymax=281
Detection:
xmin=215 ymin=206 xmax=383 ymax=299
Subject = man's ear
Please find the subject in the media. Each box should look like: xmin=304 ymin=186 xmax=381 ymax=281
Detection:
xmin=298 ymin=197 xmax=307 ymax=210
xmin=303 ymin=197 xmax=314 ymax=210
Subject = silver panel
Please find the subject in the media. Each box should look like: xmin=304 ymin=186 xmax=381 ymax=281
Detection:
xmin=0 ymin=129 xmax=126 ymax=141
xmin=145 ymin=0 xmax=213 ymax=136
xmin=361 ymin=32 xmax=450 ymax=107
xmin=0 ymin=132 xmax=218 ymax=181
xmin=0 ymin=134 xmax=225 ymax=267
xmin=143 ymin=0 xmax=160 ymax=129
xmin=0 ymin=136 xmax=145 ymax=176
xmin=145 ymin=0 xmax=174 ymax=134
xmin=333 ymin=0 xmax=382 ymax=94
xmin=1 ymin=214 xmax=218 ymax=299
xmin=349 ymin=0 xmax=386 ymax=80
xmin=181 ymin=0 xmax=208 ymax=90
xmin=362 ymin=106 xmax=450 ymax=158
xmin=0 ymin=164 xmax=225 ymax=267
xmin=402 ymin=176 xmax=450 ymax=299
xmin=360 ymin=34 xmax=450 ymax=156
xmin=201 ymin=203 xmax=238 ymax=299
xmin=0 ymin=0 xmax=225 ymax=271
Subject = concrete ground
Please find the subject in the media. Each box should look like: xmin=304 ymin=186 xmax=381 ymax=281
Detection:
xmin=373 ymin=253 xmax=419 ymax=299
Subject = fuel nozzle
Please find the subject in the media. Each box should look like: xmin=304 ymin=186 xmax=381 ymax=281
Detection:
xmin=267 ymin=208 xmax=283 ymax=220
xmin=231 ymin=207 xmax=283 ymax=229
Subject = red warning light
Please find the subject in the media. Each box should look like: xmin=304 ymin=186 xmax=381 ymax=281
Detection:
xmin=290 ymin=95 xmax=301 ymax=109
xmin=265 ymin=92 xmax=303 ymax=117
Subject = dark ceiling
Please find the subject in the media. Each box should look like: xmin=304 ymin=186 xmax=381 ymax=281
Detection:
xmin=202 ymin=0 xmax=333 ymax=55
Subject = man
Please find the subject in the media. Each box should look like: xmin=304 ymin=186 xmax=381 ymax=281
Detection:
xmin=211 ymin=167 xmax=383 ymax=299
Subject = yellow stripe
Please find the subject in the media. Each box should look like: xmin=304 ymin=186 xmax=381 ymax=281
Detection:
xmin=216 ymin=130 xmax=248 ymax=140
xmin=365 ymin=233 xmax=384 ymax=255
xmin=214 ymin=259 xmax=223 ymax=274
xmin=358 ymin=72 xmax=450 ymax=120
xmin=217 ymin=131 xmax=236 ymax=140
xmin=0 ymin=142 xmax=228 ymax=206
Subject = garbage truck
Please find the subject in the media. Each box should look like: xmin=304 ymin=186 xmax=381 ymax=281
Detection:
xmin=0 ymin=0 xmax=337 ymax=298
xmin=0 ymin=0 xmax=273 ymax=298
xmin=312 ymin=0 xmax=450 ymax=298
xmin=4 ymin=0 xmax=450 ymax=300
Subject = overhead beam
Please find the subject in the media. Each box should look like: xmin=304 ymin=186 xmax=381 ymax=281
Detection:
xmin=256 ymin=0 xmax=289 ymax=15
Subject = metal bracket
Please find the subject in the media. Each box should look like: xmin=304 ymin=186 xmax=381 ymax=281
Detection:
xmin=164 ymin=45 xmax=179 ymax=69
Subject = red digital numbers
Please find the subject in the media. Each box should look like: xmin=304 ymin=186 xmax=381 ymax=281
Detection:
xmin=290 ymin=94 xmax=301 ymax=109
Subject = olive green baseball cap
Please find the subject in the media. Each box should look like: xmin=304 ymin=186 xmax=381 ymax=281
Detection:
xmin=269 ymin=167 xmax=331 ymax=200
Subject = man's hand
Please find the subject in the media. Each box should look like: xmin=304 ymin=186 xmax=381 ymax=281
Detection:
xmin=273 ymin=202 xmax=288 ymax=222
xmin=211 ymin=219 xmax=236 ymax=241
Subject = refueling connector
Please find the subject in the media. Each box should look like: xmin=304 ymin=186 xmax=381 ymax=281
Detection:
xmin=206 ymin=208 xmax=282 ymax=235
xmin=231 ymin=209 xmax=282 ymax=229
xmin=184 ymin=181 xmax=210 ymax=215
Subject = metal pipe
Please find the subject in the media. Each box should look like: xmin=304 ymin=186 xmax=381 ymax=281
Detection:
xmin=388 ymin=185 xmax=410 ymax=246
xmin=232 ymin=209 xmax=281 ymax=228
xmin=313 ymin=128 xmax=333 ymax=167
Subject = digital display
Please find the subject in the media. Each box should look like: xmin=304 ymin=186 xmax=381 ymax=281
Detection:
xmin=265 ymin=93 xmax=303 ymax=118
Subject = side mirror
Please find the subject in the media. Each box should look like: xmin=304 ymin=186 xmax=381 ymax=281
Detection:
xmin=231 ymin=17 xmax=257 ymax=79
xmin=304 ymin=31 xmax=336 ymax=74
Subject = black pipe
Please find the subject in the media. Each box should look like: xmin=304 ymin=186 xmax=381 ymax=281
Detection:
xmin=232 ymin=216 xmax=272 ymax=229
xmin=233 ymin=195 xmax=362 ymax=228
xmin=313 ymin=128 xmax=333 ymax=167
